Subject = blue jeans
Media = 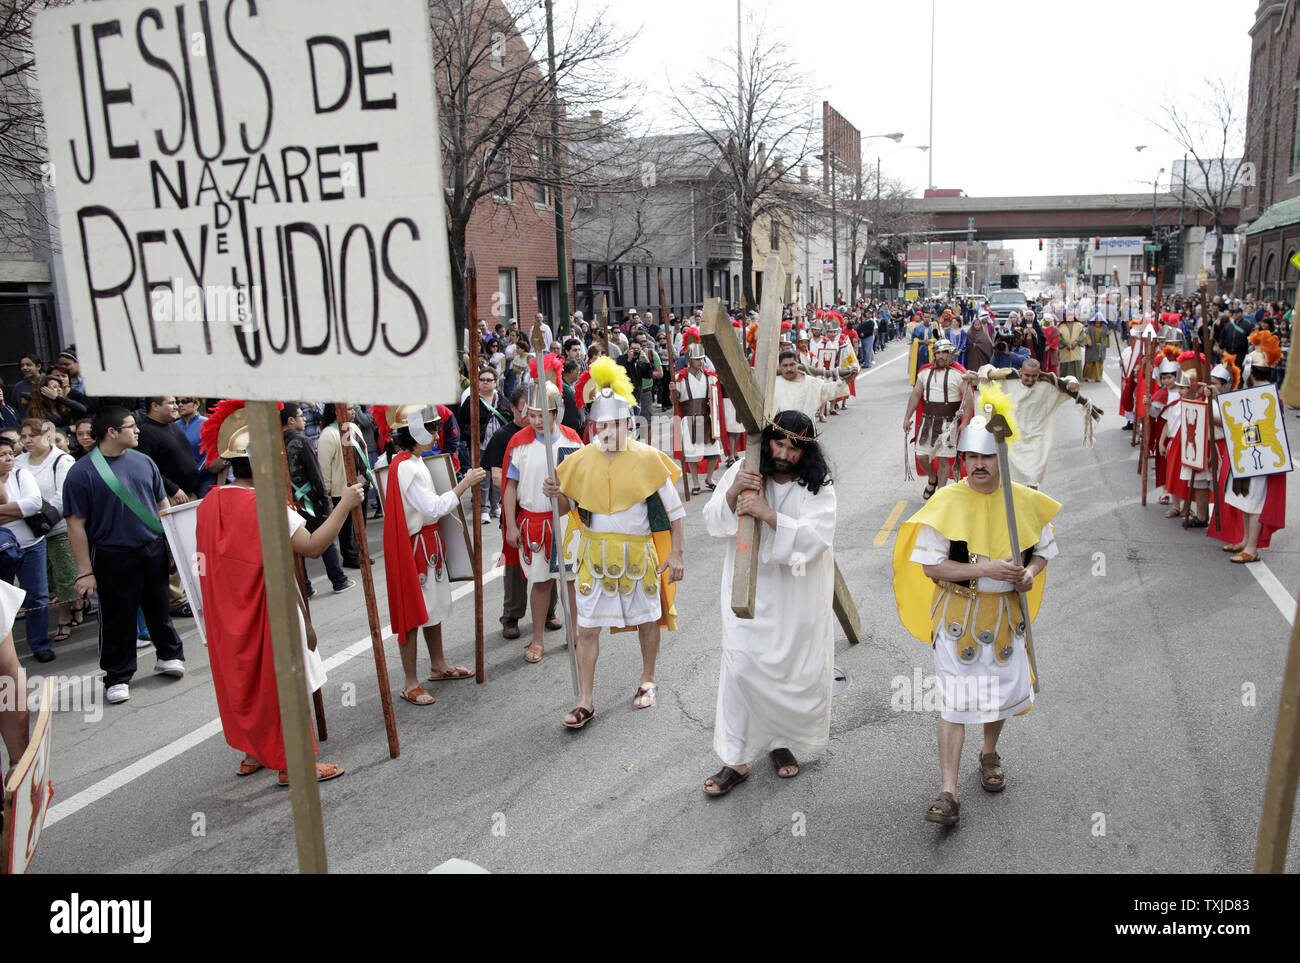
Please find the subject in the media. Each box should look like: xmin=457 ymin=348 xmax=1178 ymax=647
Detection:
xmin=15 ymin=539 xmax=50 ymax=655
xmin=860 ymin=337 xmax=874 ymax=367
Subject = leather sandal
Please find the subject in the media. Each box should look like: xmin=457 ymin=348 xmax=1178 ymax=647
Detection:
xmin=400 ymin=686 xmax=435 ymax=705
xmin=524 ymin=643 xmax=544 ymax=664
xmin=770 ymin=747 xmax=799 ymax=778
xmin=563 ymin=705 xmax=594 ymax=729
xmin=426 ymin=666 xmax=473 ymax=681
xmin=1230 ymin=551 xmax=1260 ymax=564
xmin=277 ymin=762 xmax=345 ymax=786
xmin=1222 ymin=542 xmax=1244 ymax=553
xmin=979 ymin=751 xmax=1006 ymax=792
xmin=924 ymin=791 xmax=960 ymax=825
xmin=633 ymin=681 xmax=657 ymax=708
xmin=704 ymin=766 xmax=748 ymax=796
xmin=236 ymin=761 xmax=264 ymax=777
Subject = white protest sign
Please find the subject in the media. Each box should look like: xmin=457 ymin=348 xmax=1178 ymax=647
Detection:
xmin=34 ymin=0 xmax=456 ymax=403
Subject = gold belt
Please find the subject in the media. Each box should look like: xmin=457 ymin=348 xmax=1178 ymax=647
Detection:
xmin=930 ymin=583 xmax=1025 ymax=666
xmin=575 ymin=531 xmax=659 ymax=600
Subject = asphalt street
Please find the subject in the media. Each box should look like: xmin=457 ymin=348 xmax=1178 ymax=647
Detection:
xmin=19 ymin=341 xmax=1300 ymax=874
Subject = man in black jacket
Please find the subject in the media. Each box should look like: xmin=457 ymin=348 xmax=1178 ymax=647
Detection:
xmin=282 ymin=403 xmax=355 ymax=596
xmin=135 ymin=397 xmax=199 ymax=502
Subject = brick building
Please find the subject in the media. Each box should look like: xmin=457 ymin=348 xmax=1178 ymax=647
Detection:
xmin=1242 ymin=1 xmax=1300 ymax=304
xmin=436 ymin=0 xmax=571 ymax=339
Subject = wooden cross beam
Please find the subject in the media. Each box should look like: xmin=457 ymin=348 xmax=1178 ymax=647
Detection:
xmin=699 ymin=255 xmax=863 ymax=644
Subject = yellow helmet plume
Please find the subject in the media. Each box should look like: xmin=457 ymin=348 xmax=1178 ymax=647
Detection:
xmin=588 ymin=356 xmax=637 ymax=405
xmin=975 ymin=380 xmax=1020 ymax=443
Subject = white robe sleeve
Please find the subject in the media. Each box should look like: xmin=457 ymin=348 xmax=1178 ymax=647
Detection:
xmin=401 ymin=463 xmax=460 ymax=522
xmin=910 ymin=523 xmax=950 ymax=566
xmin=760 ymin=483 xmax=836 ymax=567
xmin=703 ymin=462 xmax=742 ymax=537
xmin=658 ymin=476 xmax=685 ymax=522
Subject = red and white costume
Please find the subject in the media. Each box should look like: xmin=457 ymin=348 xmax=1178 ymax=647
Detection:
xmin=502 ymin=425 xmax=583 ymax=585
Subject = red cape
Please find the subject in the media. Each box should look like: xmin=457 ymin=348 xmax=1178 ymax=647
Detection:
xmin=499 ymin=426 xmax=583 ymax=566
xmin=1209 ymin=437 xmax=1287 ymax=548
xmin=197 ymin=486 xmax=315 ymax=771
xmin=383 ymin=451 xmax=430 ymax=641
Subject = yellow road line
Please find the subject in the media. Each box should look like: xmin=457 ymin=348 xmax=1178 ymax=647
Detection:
xmin=873 ymin=500 xmax=909 ymax=547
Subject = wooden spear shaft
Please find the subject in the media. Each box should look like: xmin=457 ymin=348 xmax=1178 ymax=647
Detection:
xmin=661 ymin=278 xmax=690 ymax=502
xmin=467 ymin=259 xmax=485 ymax=683
xmin=1200 ymin=285 xmax=1222 ymax=533
xmin=334 ymin=403 xmax=399 ymax=758
xmin=529 ymin=328 xmax=580 ymax=698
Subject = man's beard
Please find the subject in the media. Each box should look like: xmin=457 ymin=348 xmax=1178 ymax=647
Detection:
xmin=770 ymin=458 xmax=795 ymax=475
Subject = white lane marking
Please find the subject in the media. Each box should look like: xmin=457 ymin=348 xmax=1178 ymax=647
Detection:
xmin=1245 ymin=563 xmax=1296 ymax=627
xmin=1100 ymin=369 xmax=1296 ymax=624
xmin=855 ymin=349 xmax=906 ymax=381
xmin=45 ymin=565 xmax=506 ymax=828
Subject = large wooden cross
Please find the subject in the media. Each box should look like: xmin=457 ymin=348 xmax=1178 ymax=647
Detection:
xmin=700 ymin=254 xmax=862 ymax=644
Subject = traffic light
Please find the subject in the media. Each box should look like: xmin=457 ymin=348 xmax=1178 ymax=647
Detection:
xmin=1165 ymin=230 xmax=1180 ymax=272
xmin=949 ymin=262 xmax=958 ymax=290
xmin=1038 ymin=238 xmax=1043 ymax=251
xmin=1094 ymin=237 xmax=1101 ymax=250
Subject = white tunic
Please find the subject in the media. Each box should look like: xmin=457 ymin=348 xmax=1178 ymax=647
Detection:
xmin=506 ymin=430 xmax=581 ymax=584
xmin=704 ymin=461 xmax=836 ymax=766
xmin=576 ymin=476 xmax=684 ymax=629
xmin=396 ymin=457 xmax=459 ymax=627
xmin=910 ymin=521 xmax=1058 ymax=724
xmin=675 ymin=371 xmax=723 ymax=459
xmin=773 ymin=374 xmax=838 ymax=422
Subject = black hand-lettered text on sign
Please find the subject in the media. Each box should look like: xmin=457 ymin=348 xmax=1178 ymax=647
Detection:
xmin=34 ymin=0 xmax=456 ymax=403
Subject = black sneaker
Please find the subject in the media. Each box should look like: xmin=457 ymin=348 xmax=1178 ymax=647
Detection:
xmin=332 ymin=578 xmax=357 ymax=594
xmin=33 ymin=650 xmax=56 ymax=664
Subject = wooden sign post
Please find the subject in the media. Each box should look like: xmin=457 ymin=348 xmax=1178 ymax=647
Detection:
xmin=247 ymin=401 xmax=328 ymax=873
xmin=699 ymin=255 xmax=862 ymax=644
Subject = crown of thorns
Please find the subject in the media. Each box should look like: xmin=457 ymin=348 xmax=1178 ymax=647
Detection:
xmin=764 ymin=416 xmax=816 ymax=444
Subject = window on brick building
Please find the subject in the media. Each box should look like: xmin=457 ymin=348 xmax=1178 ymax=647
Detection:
xmin=1292 ymin=83 xmax=1300 ymax=175
xmin=498 ymin=269 xmax=517 ymax=323
xmin=493 ymin=150 xmax=512 ymax=203
xmin=532 ymin=137 xmax=552 ymax=208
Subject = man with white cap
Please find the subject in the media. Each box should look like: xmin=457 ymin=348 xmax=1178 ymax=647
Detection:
xmin=903 ymin=338 xmax=968 ymax=500
xmin=545 ymin=358 xmax=686 ymax=729
xmin=501 ymin=359 xmax=584 ymax=664
xmin=892 ymin=398 xmax=1061 ymax=826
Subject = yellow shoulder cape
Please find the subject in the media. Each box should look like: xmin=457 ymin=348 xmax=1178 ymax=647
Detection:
xmin=555 ymin=438 xmax=681 ymax=514
xmin=891 ymin=480 xmax=1061 ymax=644
xmin=555 ymin=439 xmax=683 ymax=633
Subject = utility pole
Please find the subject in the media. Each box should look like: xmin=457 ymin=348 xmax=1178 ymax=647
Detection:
xmin=830 ymin=150 xmax=838 ymax=303
xmin=544 ymin=0 xmax=570 ymax=335
xmin=874 ymin=157 xmax=881 ymax=301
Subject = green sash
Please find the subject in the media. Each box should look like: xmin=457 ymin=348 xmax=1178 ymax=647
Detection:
xmin=89 ymin=448 xmax=164 ymax=536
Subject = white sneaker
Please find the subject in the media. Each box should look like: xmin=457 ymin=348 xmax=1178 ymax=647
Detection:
xmin=136 ymin=637 xmax=152 ymax=649
xmin=154 ymin=659 xmax=186 ymax=677
xmin=106 ymin=683 xmax=130 ymax=704
xmin=481 ymin=512 xmax=491 ymax=523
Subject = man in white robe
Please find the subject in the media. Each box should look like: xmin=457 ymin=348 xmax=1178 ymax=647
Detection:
xmin=975 ymin=360 xmax=1083 ymax=489
xmin=701 ymin=409 xmax=836 ymax=796
xmin=771 ymin=351 xmax=840 ymax=423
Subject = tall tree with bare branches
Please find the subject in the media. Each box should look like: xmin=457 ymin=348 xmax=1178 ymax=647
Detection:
xmin=671 ymin=14 xmax=817 ymax=309
xmin=1151 ymin=76 xmax=1246 ymax=288
xmin=430 ymin=0 xmax=635 ymax=333
xmin=0 ymin=0 xmax=58 ymax=250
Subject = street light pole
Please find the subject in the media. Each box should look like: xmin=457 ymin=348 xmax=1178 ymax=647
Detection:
xmin=544 ymin=0 xmax=570 ymax=334
xmin=830 ymin=149 xmax=838 ymax=303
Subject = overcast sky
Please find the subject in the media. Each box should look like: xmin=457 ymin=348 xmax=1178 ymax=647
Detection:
xmin=596 ymin=0 xmax=1255 ymax=261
